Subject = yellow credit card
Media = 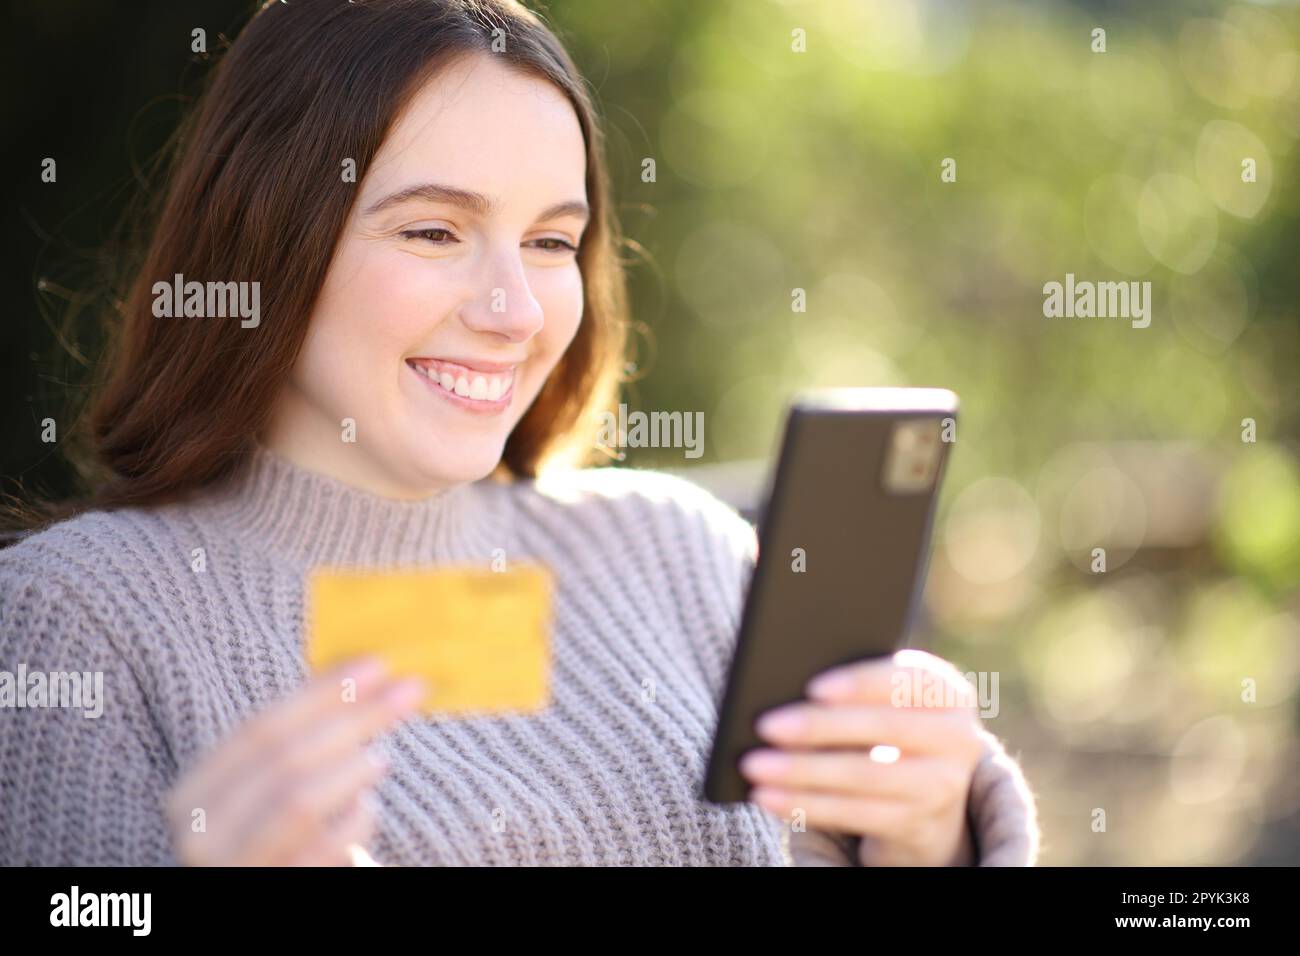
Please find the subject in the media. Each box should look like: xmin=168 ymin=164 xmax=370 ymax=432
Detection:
xmin=305 ymin=563 xmax=553 ymax=716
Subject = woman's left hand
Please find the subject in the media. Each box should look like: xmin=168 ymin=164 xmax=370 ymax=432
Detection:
xmin=739 ymin=648 xmax=985 ymax=866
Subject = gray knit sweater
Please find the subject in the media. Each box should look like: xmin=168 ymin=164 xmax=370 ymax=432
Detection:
xmin=0 ymin=445 xmax=1039 ymax=866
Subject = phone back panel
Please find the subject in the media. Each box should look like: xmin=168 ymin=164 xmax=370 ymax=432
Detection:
xmin=703 ymin=390 xmax=957 ymax=803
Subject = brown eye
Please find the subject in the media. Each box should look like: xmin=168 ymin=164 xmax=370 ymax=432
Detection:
xmin=528 ymin=237 xmax=577 ymax=253
xmin=401 ymin=228 xmax=460 ymax=244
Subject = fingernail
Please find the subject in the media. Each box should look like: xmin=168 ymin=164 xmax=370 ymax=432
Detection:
xmin=739 ymin=750 xmax=789 ymax=778
xmin=388 ymin=677 xmax=427 ymax=707
xmin=756 ymin=708 xmax=804 ymax=739
xmin=808 ymin=670 xmax=854 ymax=700
xmin=348 ymin=657 xmax=389 ymax=684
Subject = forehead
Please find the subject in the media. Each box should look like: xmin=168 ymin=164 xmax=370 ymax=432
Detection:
xmin=365 ymin=52 xmax=588 ymax=205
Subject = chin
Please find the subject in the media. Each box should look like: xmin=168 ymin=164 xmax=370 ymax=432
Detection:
xmin=405 ymin=440 xmax=506 ymax=489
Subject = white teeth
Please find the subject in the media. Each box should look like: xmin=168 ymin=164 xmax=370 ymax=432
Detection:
xmin=415 ymin=361 xmax=514 ymax=401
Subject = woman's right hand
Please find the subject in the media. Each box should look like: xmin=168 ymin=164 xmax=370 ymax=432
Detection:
xmin=165 ymin=657 xmax=425 ymax=866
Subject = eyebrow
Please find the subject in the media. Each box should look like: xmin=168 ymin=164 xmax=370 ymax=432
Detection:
xmin=363 ymin=182 xmax=590 ymax=224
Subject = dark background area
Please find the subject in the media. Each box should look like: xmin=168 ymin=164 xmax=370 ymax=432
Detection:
xmin=3 ymin=1 xmax=262 ymax=500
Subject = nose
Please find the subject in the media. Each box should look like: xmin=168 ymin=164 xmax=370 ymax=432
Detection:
xmin=459 ymin=248 xmax=545 ymax=343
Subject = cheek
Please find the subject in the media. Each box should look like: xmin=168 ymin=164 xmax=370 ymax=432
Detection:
xmin=300 ymin=246 xmax=444 ymax=388
xmin=533 ymin=264 xmax=585 ymax=360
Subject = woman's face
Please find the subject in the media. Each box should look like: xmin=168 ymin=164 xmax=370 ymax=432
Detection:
xmin=265 ymin=52 xmax=589 ymax=497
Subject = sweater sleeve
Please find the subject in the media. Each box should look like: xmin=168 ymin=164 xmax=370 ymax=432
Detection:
xmin=668 ymin=473 xmax=1041 ymax=867
xmin=0 ymin=561 xmax=179 ymax=865
xmin=966 ymin=725 xmax=1040 ymax=866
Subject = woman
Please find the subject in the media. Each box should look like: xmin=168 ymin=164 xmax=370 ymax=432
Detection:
xmin=0 ymin=0 xmax=1038 ymax=866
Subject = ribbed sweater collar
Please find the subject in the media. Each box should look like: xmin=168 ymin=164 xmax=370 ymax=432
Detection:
xmin=202 ymin=444 xmax=509 ymax=569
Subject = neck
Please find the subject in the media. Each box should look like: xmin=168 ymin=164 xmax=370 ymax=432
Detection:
xmin=260 ymin=404 xmax=457 ymax=500
xmin=199 ymin=443 xmax=510 ymax=568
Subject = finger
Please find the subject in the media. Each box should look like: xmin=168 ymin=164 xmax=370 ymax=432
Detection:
xmin=750 ymin=786 xmax=911 ymax=839
xmin=287 ymin=792 xmax=380 ymax=867
xmin=170 ymin=671 xmax=415 ymax=858
xmin=213 ymin=680 xmax=419 ymax=855
xmin=804 ymin=656 xmax=896 ymax=704
xmin=239 ymin=673 xmax=422 ymax=806
xmin=246 ymin=748 xmax=389 ymax=866
xmin=739 ymin=749 xmax=942 ymax=799
xmin=755 ymin=702 xmax=976 ymax=756
xmin=807 ymin=649 xmax=978 ymax=710
xmin=168 ymin=657 xmax=392 ymax=817
xmin=347 ymin=842 xmax=383 ymax=867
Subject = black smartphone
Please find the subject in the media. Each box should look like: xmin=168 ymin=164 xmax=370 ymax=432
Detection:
xmin=702 ymin=387 xmax=959 ymax=803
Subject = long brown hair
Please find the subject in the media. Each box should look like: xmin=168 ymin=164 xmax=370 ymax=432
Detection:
xmin=21 ymin=0 xmax=628 ymax=527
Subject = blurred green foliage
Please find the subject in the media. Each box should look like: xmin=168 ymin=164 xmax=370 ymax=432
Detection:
xmin=555 ymin=0 xmax=1300 ymax=863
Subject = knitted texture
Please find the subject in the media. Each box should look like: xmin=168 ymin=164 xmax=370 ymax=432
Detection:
xmin=0 ymin=445 xmax=1038 ymax=865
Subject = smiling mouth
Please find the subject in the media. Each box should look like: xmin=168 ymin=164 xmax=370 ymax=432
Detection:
xmin=406 ymin=357 xmax=516 ymax=405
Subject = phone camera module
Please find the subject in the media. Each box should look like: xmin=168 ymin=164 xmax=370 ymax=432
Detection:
xmin=882 ymin=419 xmax=942 ymax=494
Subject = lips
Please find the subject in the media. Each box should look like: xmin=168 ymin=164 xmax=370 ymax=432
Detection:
xmin=406 ymin=358 xmax=516 ymax=403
